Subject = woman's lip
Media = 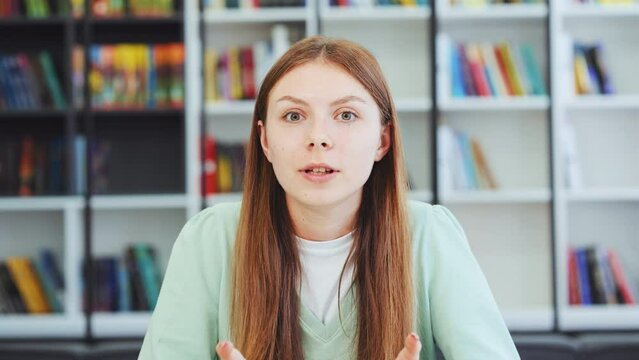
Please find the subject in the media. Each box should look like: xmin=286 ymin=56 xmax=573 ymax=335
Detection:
xmin=300 ymin=170 xmax=339 ymax=183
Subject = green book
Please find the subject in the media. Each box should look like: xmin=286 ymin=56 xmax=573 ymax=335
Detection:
xmin=38 ymin=52 xmax=67 ymax=110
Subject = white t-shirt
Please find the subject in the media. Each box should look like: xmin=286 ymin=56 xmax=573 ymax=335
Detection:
xmin=296 ymin=231 xmax=354 ymax=325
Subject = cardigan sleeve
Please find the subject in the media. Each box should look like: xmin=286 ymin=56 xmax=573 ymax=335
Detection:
xmin=138 ymin=211 xmax=219 ymax=360
xmin=427 ymin=205 xmax=520 ymax=360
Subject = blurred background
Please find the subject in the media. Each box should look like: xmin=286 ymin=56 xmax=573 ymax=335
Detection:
xmin=0 ymin=0 xmax=638 ymax=359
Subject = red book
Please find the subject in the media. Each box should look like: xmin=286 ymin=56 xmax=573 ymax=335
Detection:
xmin=568 ymin=248 xmax=581 ymax=305
xmin=466 ymin=44 xmax=491 ymax=97
xmin=240 ymin=47 xmax=256 ymax=100
xmin=202 ymin=136 xmax=218 ymax=196
xmin=608 ymin=250 xmax=636 ymax=304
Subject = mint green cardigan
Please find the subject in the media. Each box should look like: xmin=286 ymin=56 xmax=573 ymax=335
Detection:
xmin=138 ymin=200 xmax=520 ymax=360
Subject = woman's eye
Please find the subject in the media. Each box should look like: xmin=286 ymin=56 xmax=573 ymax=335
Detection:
xmin=284 ymin=112 xmax=303 ymax=122
xmin=339 ymin=111 xmax=356 ymax=121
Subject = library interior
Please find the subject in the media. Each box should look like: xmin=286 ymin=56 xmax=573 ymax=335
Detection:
xmin=0 ymin=0 xmax=638 ymax=359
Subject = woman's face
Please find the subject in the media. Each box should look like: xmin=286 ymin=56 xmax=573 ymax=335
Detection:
xmin=258 ymin=60 xmax=391 ymax=209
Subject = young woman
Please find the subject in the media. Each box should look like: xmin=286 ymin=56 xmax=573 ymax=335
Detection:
xmin=138 ymin=36 xmax=520 ymax=360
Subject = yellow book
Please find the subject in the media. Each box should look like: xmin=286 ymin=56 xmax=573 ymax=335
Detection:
xmin=6 ymin=257 xmax=51 ymax=314
xmin=205 ymin=49 xmax=219 ymax=103
xmin=399 ymin=0 xmax=417 ymax=6
xmin=574 ymin=49 xmax=593 ymax=95
xmin=124 ymin=45 xmax=139 ymax=108
xmin=228 ymin=47 xmax=243 ymax=101
xmin=217 ymin=153 xmax=233 ymax=193
xmin=135 ymin=45 xmax=147 ymax=108
xmin=498 ymin=43 xmax=525 ymax=96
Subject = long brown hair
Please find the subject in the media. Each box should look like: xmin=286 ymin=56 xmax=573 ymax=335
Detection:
xmin=231 ymin=35 xmax=414 ymax=360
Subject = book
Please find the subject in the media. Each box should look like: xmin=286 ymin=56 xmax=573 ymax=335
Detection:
xmin=6 ymin=257 xmax=51 ymax=313
xmin=0 ymin=262 xmax=27 ymax=313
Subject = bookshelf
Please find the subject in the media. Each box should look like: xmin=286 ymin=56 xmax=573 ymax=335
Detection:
xmin=2 ymin=0 xmax=639 ymax=341
xmin=0 ymin=0 xmax=198 ymax=339
xmin=435 ymin=0 xmax=553 ymax=332
xmin=552 ymin=0 xmax=639 ymax=331
xmin=0 ymin=1 xmax=81 ymax=338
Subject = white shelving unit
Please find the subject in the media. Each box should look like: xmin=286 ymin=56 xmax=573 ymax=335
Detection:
xmin=563 ymin=3 xmax=639 ymax=19
xmin=438 ymin=1 xmax=547 ymax=22
xmin=92 ymin=312 xmax=152 ymax=338
xmin=203 ymin=7 xmax=309 ymax=23
xmin=439 ymin=96 xmax=549 ymax=112
xmin=4 ymin=0 xmax=639 ymax=340
xmin=552 ymin=0 xmax=639 ymax=331
xmin=320 ymin=5 xmax=430 ymax=21
xmin=436 ymin=0 xmax=553 ymax=332
xmin=0 ymin=196 xmax=85 ymax=338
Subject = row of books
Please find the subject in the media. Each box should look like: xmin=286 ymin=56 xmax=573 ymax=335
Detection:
xmin=574 ymin=43 xmax=613 ymax=95
xmin=573 ymin=0 xmax=638 ymax=4
xmin=0 ymin=249 xmax=65 ymax=314
xmin=77 ymin=43 xmax=184 ymax=110
xmin=450 ymin=41 xmax=546 ymax=98
xmin=0 ymin=137 xmax=70 ymax=196
xmin=0 ymin=52 xmax=67 ymax=111
xmin=0 ymin=134 xmax=110 ymax=196
xmin=0 ymin=0 xmax=68 ymax=18
xmin=83 ymin=243 xmax=162 ymax=312
xmin=449 ymin=0 xmax=542 ymax=5
xmin=205 ymin=25 xmax=290 ymax=103
xmin=202 ymin=136 xmax=246 ymax=195
xmin=329 ymin=0 xmax=427 ymax=6
xmin=72 ymin=0 xmax=176 ymax=17
xmin=203 ymin=0 xmax=305 ymax=9
xmin=437 ymin=124 xmax=497 ymax=192
xmin=568 ymin=246 xmax=636 ymax=306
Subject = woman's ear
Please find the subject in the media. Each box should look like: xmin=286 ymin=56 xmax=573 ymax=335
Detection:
xmin=257 ymin=120 xmax=272 ymax=162
xmin=375 ymin=124 xmax=391 ymax=161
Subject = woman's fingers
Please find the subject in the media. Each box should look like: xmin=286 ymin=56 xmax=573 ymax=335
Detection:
xmin=215 ymin=341 xmax=246 ymax=360
xmin=395 ymin=332 xmax=422 ymax=360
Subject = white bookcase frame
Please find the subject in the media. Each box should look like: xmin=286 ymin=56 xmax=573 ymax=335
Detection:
xmin=2 ymin=0 xmax=639 ymax=339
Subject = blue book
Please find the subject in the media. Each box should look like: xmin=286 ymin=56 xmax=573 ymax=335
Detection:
xmin=40 ymin=248 xmax=64 ymax=290
xmin=576 ymin=248 xmax=592 ymax=305
xmin=520 ymin=44 xmax=546 ymax=95
xmin=451 ymin=44 xmax=465 ymax=98
xmin=134 ymin=244 xmax=160 ymax=310
xmin=0 ymin=57 xmax=18 ymax=109
xmin=33 ymin=259 xmax=63 ymax=313
xmin=117 ymin=258 xmax=131 ymax=312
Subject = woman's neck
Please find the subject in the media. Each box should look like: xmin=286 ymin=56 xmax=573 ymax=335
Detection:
xmin=286 ymin=192 xmax=360 ymax=242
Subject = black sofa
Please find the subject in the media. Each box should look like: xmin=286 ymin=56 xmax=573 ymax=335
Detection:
xmin=0 ymin=333 xmax=638 ymax=359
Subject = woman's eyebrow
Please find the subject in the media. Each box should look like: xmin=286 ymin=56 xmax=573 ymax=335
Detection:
xmin=276 ymin=95 xmax=368 ymax=106
xmin=276 ymin=95 xmax=308 ymax=106
xmin=330 ymin=95 xmax=367 ymax=106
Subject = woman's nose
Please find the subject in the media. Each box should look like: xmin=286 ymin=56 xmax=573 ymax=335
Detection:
xmin=307 ymin=119 xmax=333 ymax=150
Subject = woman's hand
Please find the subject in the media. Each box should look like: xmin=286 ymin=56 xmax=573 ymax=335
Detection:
xmin=395 ymin=332 xmax=422 ymax=360
xmin=215 ymin=333 xmax=421 ymax=360
xmin=216 ymin=341 xmax=246 ymax=360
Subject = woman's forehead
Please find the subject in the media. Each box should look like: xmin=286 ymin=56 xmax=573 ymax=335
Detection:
xmin=269 ymin=61 xmax=373 ymax=104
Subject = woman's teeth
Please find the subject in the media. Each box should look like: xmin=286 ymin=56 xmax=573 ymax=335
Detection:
xmin=306 ymin=167 xmax=334 ymax=174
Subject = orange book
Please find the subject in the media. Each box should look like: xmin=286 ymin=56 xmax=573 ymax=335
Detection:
xmin=18 ymin=137 xmax=35 ymax=196
xmin=471 ymin=139 xmax=497 ymax=189
xmin=169 ymin=43 xmax=184 ymax=109
xmin=498 ymin=43 xmax=525 ymax=96
xmin=494 ymin=46 xmax=515 ymax=96
xmin=6 ymin=257 xmax=51 ymax=314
